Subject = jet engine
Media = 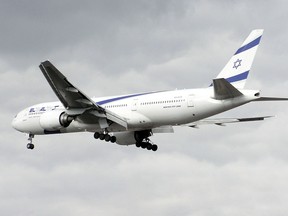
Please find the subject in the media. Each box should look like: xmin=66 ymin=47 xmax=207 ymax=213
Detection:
xmin=39 ymin=110 xmax=73 ymax=130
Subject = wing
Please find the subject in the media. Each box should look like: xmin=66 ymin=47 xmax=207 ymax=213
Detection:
xmin=39 ymin=60 xmax=128 ymax=129
xmin=186 ymin=116 xmax=273 ymax=128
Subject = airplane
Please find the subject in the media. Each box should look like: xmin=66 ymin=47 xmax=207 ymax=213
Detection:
xmin=12 ymin=29 xmax=288 ymax=151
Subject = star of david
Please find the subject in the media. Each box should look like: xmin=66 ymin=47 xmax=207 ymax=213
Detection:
xmin=233 ymin=59 xmax=242 ymax=69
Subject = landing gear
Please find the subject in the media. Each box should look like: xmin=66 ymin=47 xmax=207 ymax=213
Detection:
xmin=134 ymin=130 xmax=158 ymax=152
xmin=94 ymin=132 xmax=116 ymax=143
xmin=27 ymin=143 xmax=34 ymax=149
xmin=27 ymin=134 xmax=35 ymax=150
xmin=94 ymin=130 xmax=158 ymax=152
xmin=136 ymin=141 xmax=158 ymax=151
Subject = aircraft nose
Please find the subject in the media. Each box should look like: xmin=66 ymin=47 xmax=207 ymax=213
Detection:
xmin=12 ymin=111 xmax=26 ymax=132
xmin=12 ymin=115 xmax=20 ymax=131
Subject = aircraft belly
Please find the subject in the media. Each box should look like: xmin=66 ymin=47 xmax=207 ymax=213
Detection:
xmin=126 ymin=112 xmax=153 ymax=129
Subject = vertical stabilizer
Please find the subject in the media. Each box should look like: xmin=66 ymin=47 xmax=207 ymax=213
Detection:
xmin=216 ymin=29 xmax=264 ymax=89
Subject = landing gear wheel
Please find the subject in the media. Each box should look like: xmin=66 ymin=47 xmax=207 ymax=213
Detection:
xmin=146 ymin=143 xmax=152 ymax=150
xmin=136 ymin=142 xmax=141 ymax=148
xmin=27 ymin=143 xmax=34 ymax=149
xmin=151 ymin=144 xmax=158 ymax=152
xmin=94 ymin=132 xmax=100 ymax=139
xmin=110 ymin=136 xmax=116 ymax=143
xmin=141 ymin=142 xmax=147 ymax=149
xmin=99 ymin=134 xmax=105 ymax=140
xmin=104 ymin=134 xmax=111 ymax=142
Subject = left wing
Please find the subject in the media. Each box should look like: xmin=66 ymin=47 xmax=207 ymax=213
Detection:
xmin=39 ymin=60 xmax=128 ymax=129
xmin=186 ymin=116 xmax=272 ymax=128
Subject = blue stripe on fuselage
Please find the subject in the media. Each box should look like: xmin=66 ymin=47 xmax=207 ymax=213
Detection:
xmin=96 ymin=91 xmax=165 ymax=105
xmin=234 ymin=36 xmax=262 ymax=55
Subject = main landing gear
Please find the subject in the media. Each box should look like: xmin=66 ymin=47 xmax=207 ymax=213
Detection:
xmin=94 ymin=132 xmax=116 ymax=143
xmin=27 ymin=134 xmax=35 ymax=150
xmin=135 ymin=138 xmax=158 ymax=151
xmin=135 ymin=130 xmax=158 ymax=151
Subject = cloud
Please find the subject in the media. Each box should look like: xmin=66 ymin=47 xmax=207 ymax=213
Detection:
xmin=2 ymin=0 xmax=288 ymax=216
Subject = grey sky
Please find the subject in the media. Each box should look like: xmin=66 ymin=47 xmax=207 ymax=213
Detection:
xmin=1 ymin=0 xmax=288 ymax=215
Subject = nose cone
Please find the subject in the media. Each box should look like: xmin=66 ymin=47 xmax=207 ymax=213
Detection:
xmin=12 ymin=109 xmax=42 ymax=134
xmin=12 ymin=114 xmax=21 ymax=131
xmin=12 ymin=110 xmax=28 ymax=133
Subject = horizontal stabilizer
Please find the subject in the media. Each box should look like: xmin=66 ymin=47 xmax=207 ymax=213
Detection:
xmin=186 ymin=116 xmax=273 ymax=127
xmin=254 ymin=97 xmax=288 ymax=101
xmin=213 ymin=78 xmax=243 ymax=100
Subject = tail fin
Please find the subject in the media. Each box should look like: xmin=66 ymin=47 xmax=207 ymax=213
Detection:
xmin=216 ymin=29 xmax=264 ymax=89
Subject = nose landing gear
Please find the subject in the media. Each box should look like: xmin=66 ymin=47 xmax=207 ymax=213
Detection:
xmin=27 ymin=134 xmax=35 ymax=150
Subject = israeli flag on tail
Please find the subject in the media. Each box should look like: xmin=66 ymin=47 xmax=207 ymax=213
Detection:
xmin=216 ymin=29 xmax=264 ymax=89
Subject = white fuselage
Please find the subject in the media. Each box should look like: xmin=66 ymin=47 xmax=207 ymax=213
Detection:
xmin=12 ymin=87 xmax=258 ymax=135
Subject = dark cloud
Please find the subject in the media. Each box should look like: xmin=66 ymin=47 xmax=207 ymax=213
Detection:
xmin=0 ymin=0 xmax=191 ymax=70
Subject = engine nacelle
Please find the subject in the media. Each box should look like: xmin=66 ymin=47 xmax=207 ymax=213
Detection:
xmin=39 ymin=110 xmax=73 ymax=130
xmin=113 ymin=130 xmax=152 ymax=145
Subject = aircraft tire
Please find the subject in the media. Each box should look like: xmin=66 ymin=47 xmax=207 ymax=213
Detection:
xmin=94 ymin=132 xmax=100 ymax=139
xmin=27 ymin=143 xmax=34 ymax=149
xmin=104 ymin=134 xmax=111 ymax=142
xmin=99 ymin=134 xmax=105 ymax=140
xmin=152 ymin=145 xmax=158 ymax=151
xmin=146 ymin=143 xmax=152 ymax=150
xmin=141 ymin=142 xmax=147 ymax=149
xmin=110 ymin=136 xmax=116 ymax=143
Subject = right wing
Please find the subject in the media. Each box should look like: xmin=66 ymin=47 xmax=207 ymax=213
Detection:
xmin=39 ymin=61 xmax=128 ymax=129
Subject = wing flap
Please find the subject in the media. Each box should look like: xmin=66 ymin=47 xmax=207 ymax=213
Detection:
xmin=106 ymin=110 xmax=128 ymax=129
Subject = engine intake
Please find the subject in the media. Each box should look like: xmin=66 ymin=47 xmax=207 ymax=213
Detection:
xmin=59 ymin=112 xmax=73 ymax=127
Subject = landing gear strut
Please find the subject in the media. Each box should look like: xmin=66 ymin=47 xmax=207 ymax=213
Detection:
xmin=27 ymin=134 xmax=35 ymax=150
xmin=94 ymin=132 xmax=116 ymax=143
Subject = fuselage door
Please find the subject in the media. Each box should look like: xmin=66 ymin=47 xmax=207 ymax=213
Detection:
xmin=187 ymin=95 xmax=194 ymax=108
xmin=131 ymin=98 xmax=138 ymax=111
